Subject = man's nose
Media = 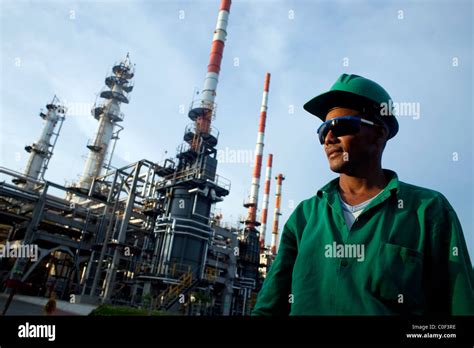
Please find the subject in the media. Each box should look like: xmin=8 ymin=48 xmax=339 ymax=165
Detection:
xmin=324 ymin=129 xmax=339 ymax=145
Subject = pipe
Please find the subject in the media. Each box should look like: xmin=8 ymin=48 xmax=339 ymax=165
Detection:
xmin=259 ymin=154 xmax=273 ymax=249
xmin=271 ymin=173 xmax=285 ymax=255
xmin=192 ymin=0 xmax=232 ymax=140
xmin=246 ymin=73 xmax=271 ymax=230
xmin=104 ymin=123 xmax=124 ymax=177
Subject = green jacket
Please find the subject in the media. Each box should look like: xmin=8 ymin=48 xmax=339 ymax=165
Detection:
xmin=252 ymin=170 xmax=474 ymax=315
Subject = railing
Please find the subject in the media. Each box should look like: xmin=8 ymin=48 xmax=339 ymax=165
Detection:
xmin=184 ymin=123 xmax=219 ymax=141
xmin=188 ymin=99 xmax=217 ymax=121
xmin=157 ymin=263 xmax=197 ymax=310
xmin=92 ymin=102 xmax=124 ymax=122
xmin=0 ymin=167 xmax=44 ymax=188
xmin=213 ymin=174 xmax=231 ymax=192
xmin=106 ymin=110 xmax=124 ymax=122
xmin=237 ymin=277 xmax=256 ymax=289
xmin=175 ymin=142 xmax=196 ymax=157
xmin=112 ymin=58 xmax=135 ymax=78
xmin=142 ymin=197 xmax=159 ymax=211
xmin=165 ymin=166 xmax=230 ymax=192
xmin=155 ymin=158 xmax=175 ymax=172
xmin=86 ymin=138 xmax=102 ymax=151
xmin=160 ymin=164 xmax=231 ymax=193
xmin=166 ymin=166 xmax=199 ymax=182
xmin=167 ymin=263 xmax=192 ymax=278
xmin=203 ymin=267 xmax=217 ymax=282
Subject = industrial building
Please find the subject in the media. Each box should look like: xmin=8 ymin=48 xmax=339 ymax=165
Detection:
xmin=0 ymin=0 xmax=285 ymax=316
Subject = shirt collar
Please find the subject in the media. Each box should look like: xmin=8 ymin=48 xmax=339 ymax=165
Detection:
xmin=317 ymin=169 xmax=400 ymax=203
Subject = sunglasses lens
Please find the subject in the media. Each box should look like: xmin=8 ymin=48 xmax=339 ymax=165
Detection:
xmin=332 ymin=119 xmax=360 ymax=137
xmin=317 ymin=118 xmax=361 ymax=144
xmin=318 ymin=123 xmax=330 ymax=144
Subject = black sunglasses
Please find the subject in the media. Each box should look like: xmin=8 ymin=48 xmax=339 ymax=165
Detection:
xmin=316 ymin=115 xmax=380 ymax=145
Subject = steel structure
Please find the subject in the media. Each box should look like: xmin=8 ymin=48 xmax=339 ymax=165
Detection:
xmin=1 ymin=167 xmax=113 ymax=300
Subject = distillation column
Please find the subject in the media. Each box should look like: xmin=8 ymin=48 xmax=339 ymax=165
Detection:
xmin=15 ymin=96 xmax=66 ymax=190
xmin=74 ymin=54 xmax=134 ymax=197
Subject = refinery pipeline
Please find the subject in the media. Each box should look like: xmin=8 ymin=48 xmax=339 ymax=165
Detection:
xmin=0 ymin=0 xmax=286 ymax=316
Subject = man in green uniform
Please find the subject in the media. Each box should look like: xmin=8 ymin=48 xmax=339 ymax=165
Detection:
xmin=252 ymin=74 xmax=474 ymax=315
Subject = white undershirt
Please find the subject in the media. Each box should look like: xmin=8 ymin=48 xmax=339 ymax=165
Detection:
xmin=338 ymin=190 xmax=383 ymax=230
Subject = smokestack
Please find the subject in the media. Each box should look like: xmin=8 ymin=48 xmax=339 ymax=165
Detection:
xmin=259 ymin=154 xmax=273 ymax=249
xmin=16 ymin=96 xmax=66 ymax=189
xmin=244 ymin=73 xmax=271 ymax=230
xmin=74 ymin=54 xmax=134 ymax=197
xmin=189 ymin=0 xmax=231 ymax=150
xmin=271 ymin=173 xmax=285 ymax=255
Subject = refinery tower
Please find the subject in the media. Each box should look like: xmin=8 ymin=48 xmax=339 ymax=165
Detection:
xmin=13 ymin=96 xmax=66 ymax=190
xmin=138 ymin=0 xmax=233 ymax=298
xmin=72 ymin=54 xmax=134 ymax=199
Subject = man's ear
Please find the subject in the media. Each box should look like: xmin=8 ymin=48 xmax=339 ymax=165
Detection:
xmin=373 ymin=124 xmax=389 ymax=147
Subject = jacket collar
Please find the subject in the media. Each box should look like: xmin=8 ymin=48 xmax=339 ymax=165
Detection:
xmin=317 ymin=169 xmax=400 ymax=206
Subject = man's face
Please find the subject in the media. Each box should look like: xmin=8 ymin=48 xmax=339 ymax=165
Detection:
xmin=323 ymin=107 xmax=383 ymax=174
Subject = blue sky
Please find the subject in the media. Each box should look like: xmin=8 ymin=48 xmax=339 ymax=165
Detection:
xmin=1 ymin=0 xmax=472 ymax=260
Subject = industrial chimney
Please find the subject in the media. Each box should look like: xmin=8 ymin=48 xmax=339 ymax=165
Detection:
xmin=244 ymin=73 xmax=271 ymax=231
xmin=271 ymin=173 xmax=285 ymax=255
xmin=144 ymin=0 xmax=232 ymax=292
xmin=259 ymin=153 xmax=273 ymax=249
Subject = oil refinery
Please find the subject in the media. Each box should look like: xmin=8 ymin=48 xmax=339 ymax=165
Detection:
xmin=0 ymin=0 xmax=286 ymax=316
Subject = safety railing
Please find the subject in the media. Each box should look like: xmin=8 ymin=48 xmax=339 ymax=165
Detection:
xmin=157 ymin=263 xmax=198 ymax=310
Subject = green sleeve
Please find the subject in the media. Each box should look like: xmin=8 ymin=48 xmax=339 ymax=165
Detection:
xmin=429 ymin=198 xmax=474 ymax=315
xmin=251 ymin=201 xmax=304 ymax=316
xmin=446 ymin=209 xmax=474 ymax=315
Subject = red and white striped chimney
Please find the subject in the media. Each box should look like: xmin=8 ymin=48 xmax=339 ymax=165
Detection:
xmin=271 ymin=173 xmax=285 ymax=255
xmin=246 ymin=73 xmax=271 ymax=229
xmin=259 ymin=154 xmax=273 ymax=249
xmin=195 ymin=0 xmax=232 ymax=137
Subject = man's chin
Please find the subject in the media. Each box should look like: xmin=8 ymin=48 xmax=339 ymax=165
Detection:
xmin=328 ymin=161 xmax=349 ymax=174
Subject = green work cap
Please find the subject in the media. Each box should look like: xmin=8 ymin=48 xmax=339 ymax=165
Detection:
xmin=303 ymin=74 xmax=399 ymax=139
